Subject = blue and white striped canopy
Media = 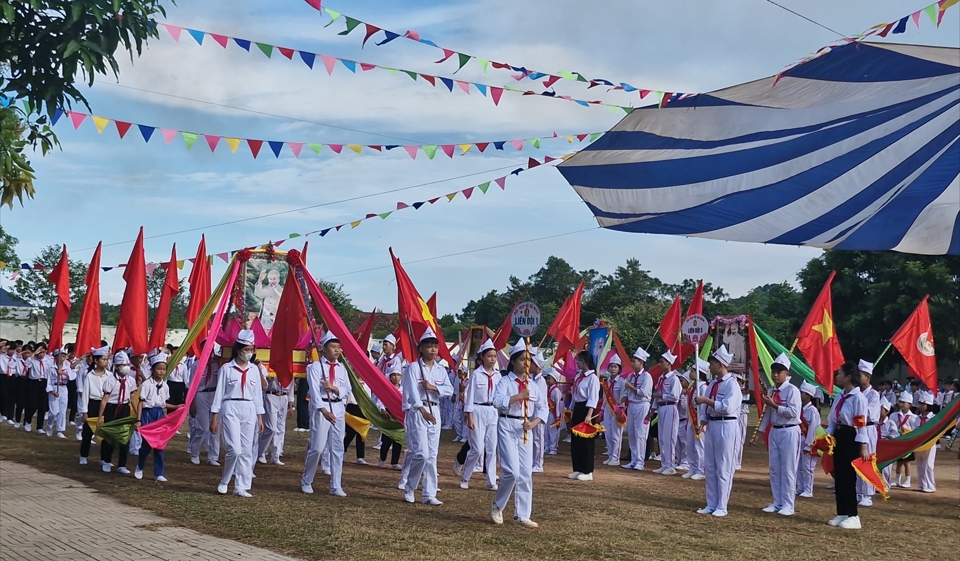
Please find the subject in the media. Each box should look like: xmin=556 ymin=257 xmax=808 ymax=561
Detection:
xmin=559 ymin=42 xmax=960 ymax=255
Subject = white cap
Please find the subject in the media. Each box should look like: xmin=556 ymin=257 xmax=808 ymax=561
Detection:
xmin=609 ymin=354 xmax=622 ymax=366
xmin=661 ymin=350 xmax=677 ymax=366
xmin=147 ymin=348 xmax=159 ymax=358
xmin=508 ymin=341 xmax=527 ymax=357
xmin=320 ymin=331 xmax=339 ymax=346
xmin=712 ymin=345 xmax=733 ymax=367
xmin=371 ymin=343 xmax=382 ymax=353
xmin=478 ymin=339 xmax=495 ymax=354
xmin=920 ymin=392 xmax=934 ymax=405
xmin=632 ymin=346 xmax=650 ymax=361
xmin=386 ymin=361 xmax=402 ymax=376
xmin=113 ymin=351 xmax=130 ymax=365
xmin=91 ymin=345 xmax=110 ymax=357
xmin=384 ymin=333 xmax=397 ymax=345
xmin=678 ymin=370 xmax=691 ymax=382
xmin=149 ymin=354 xmax=166 ymax=366
xmin=858 ymin=359 xmax=874 ymax=376
xmin=774 ymin=353 xmax=791 ymax=370
xmin=899 ymin=393 xmax=912 ymax=404
xmin=879 ymin=398 xmax=891 ymax=411
xmin=237 ymin=330 xmax=255 ymax=346
xmin=419 ymin=327 xmax=438 ymax=344
xmin=544 ymin=368 xmax=559 ymax=381
xmin=800 ymin=381 xmax=817 ymax=396
xmin=695 ymin=358 xmax=710 ymax=375
xmin=734 ymin=372 xmax=744 ymax=380
xmin=532 ymin=352 xmax=546 ymax=369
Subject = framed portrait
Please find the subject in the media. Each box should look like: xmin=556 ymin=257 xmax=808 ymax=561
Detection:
xmin=714 ymin=315 xmax=748 ymax=373
xmin=243 ymin=254 xmax=290 ymax=332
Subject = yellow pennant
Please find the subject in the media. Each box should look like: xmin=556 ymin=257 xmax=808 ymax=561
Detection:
xmin=350 ymin=220 xmax=362 ymax=228
xmin=445 ymin=192 xmax=457 ymax=201
xmin=225 ymin=138 xmax=241 ymax=153
xmin=92 ymin=116 xmax=110 ymax=133
xmin=348 ymin=144 xmax=362 ymax=154
xmin=458 ymin=144 xmax=472 ymax=154
xmin=176 ymin=260 xmax=185 ymax=270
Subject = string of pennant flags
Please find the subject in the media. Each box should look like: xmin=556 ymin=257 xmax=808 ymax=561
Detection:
xmin=46 ymin=105 xmax=604 ymax=158
xmin=155 ymin=23 xmax=643 ymax=113
xmin=0 ymin=155 xmax=560 ymax=276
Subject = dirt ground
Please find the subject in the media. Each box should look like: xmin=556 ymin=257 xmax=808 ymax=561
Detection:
xmin=1 ymin=420 xmax=957 ymax=561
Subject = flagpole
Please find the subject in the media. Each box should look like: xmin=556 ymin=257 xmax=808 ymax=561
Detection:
xmin=646 ymin=326 xmax=661 ymax=350
xmin=787 ymin=338 xmax=798 ymax=357
xmin=874 ymin=342 xmax=893 ymax=366
xmin=523 ymin=337 xmax=530 ymax=444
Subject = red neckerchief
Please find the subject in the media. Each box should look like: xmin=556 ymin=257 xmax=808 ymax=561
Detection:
xmin=517 ymin=376 xmax=529 ymax=418
xmin=834 ymin=391 xmax=852 ymax=424
xmin=898 ymin=412 xmax=911 ymax=430
xmin=484 ymin=369 xmax=495 ymax=399
xmin=773 ymin=386 xmax=783 ymax=407
xmin=232 ymin=365 xmax=249 ymax=398
xmin=709 ymin=377 xmax=721 ymax=400
xmin=115 ymin=374 xmax=127 ymax=416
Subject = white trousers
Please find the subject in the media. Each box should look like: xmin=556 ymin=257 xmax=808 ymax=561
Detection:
xmin=735 ymin=411 xmax=748 ymax=469
xmin=453 ymin=404 xmax=466 ymax=440
xmin=676 ymin=417 xmax=689 ymax=468
xmin=768 ymin=425 xmax=801 ymax=511
xmin=403 ymin=406 xmax=442 ymax=499
xmin=704 ymin=419 xmax=738 ymax=514
xmin=440 ymin=397 xmax=454 ymax=428
xmin=301 ymin=404 xmax=346 ymax=491
xmin=797 ymin=452 xmax=817 ymax=495
xmin=658 ymin=405 xmax=679 ymax=469
xmin=603 ymin=404 xmax=623 ymax=461
xmin=625 ymin=402 xmax=651 ymax=468
xmin=915 ymin=447 xmax=937 ymax=491
xmin=189 ymin=391 xmax=221 ymax=461
xmin=532 ymin=422 xmax=545 ymax=469
xmin=258 ymin=394 xmax=288 ymax=461
xmin=494 ymin=418 xmax=534 ymax=520
xmin=463 ymin=406 xmax=498 ymax=486
xmin=857 ymin=429 xmax=879 ymax=497
xmin=685 ymin=419 xmax=704 ymax=475
xmin=219 ymin=400 xmax=257 ymax=492
xmin=46 ymin=391 xmax=68 ymax=433
xmin=546 ymin=415 xmax=561 ymax=454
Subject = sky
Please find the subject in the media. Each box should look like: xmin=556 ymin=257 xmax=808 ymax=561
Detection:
xmin=1 ymin=0 xmax=957 ymax=316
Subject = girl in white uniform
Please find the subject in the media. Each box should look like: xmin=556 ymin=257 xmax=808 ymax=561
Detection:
xmin=490 ymin=342 xmax=547 ymax=529
xmin=135 ymin=356 xmax=181 ymax=481
xmin=681 ymin=361 xmax=709 ymax=480
xmin=45 ymin=350 xmax=70 ymax=438
xmin=79 ymin=347 xmax=109 ymax=465
xmin=544 ymin=369 xmax=563 ymax=454
xmin=600 ymin=355 xmax=625 ymax=466
xmin=461 ymin=339 xmax=501 ymax=491
xmin=97 ymin=351 xmax=136 ymax=474
xmin=889 ymin=394 xmax=918 ymax=488
xmin=796 ymin=381 xmax=821 ymax=498
xmin=210 ymin=331 xmax=265 ymax=497
xmin=652 ymin=351 xmax=681 ymax=475
xmin=914 ymin=394 xmax=938 ymax=493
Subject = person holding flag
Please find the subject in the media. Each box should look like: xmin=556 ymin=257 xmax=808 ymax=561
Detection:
xmin=621 ymin=347 xmax=653 ymax=472
xmin=825 ymin=361 xmax=871 ymax=530
xmin=914 ymin=394 xmax=938 ymax=493
xmin=757 ymin=353 xmax=802 ymax=517
xmin=568 ymin=350 xmax=600 ymax=481
xmin=98 ymin=350 xmax=136 ymax=474
xmin=694 ymin=345 xmax=741 ymax=517
xmin=44 ymin=349 xmax=70 ymax=439
xmin=652 ymin=350 xmax=681 ymax=476
xmin=856 ymin=359 xmax=882 ymax=507
xmin=460 ymin=338 xmax=501 ymax=491
xmin=301 ymin=331 xmax=352 ymax=497
xmin=529 ymin=349 xmax=549 ymax=473
xmin=681 ymin=359 xmax=710 ymax=481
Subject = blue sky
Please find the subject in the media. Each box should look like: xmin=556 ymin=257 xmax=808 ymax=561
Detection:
xmin=1 ymin=0 xmax=957 ymax=315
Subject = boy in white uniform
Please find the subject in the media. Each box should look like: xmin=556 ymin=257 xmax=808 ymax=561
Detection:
xmin=856 ymin=359 xmax=882 ymax=506
xmin=695 ymin=345 xmax=742 ymax=517
xmin=681 ymin=359 xmax=710 ymax=480
xmin=757 ymin=353 xmax=802 ymax=516
xmin=621 ymin=347 xmax=652 ymax=471
xmin=544 ymin=369 xmax=564 ymax=455
xmin=301 ymin=331 xmax=352 ymax=497
xmin=529 ymin=349 xmax=548 ymax=473
xmin=652 ymin=351 xmax=681 ymax=475
xmin=258 ymin=369 xmax=294 ymax=466
xmin=796 ymin=381 xmax=821 ymax=498
xmin=45 ymin=349 xmax=70 ymax=438
xmin=914 ymin=393 xmax=937 ymax=493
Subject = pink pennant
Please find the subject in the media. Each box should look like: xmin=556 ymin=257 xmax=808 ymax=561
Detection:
xmin=558 ymin=95 xmax=573 ymax=101
xmin=360 ymin=63 xmax=376 ymax=71
xmin=543 ymin=155 xmax=557 ymax=163
xmin=937 ymin=7 xmax=946 ymax=26
xmin=404 ymin=146 xmax=418 ymax=159
xmin=305 ymin=0 xmax=322 ymax=9
xmin=328 ymin=144 xmax=343 ymax=154
xmin=274 ymin=239 xmax=286 ymax=247
xmin=455 ymin=80 xmax=471 ymax=93
xmin=435 ymin=48 xmax=456 ymax=63
xmin=320 ymin=55 xmax=338 ymax=75
xmin=404 ymin=30 xmax=421 ymax=41
xmin=510 ymin=140 xmax=524 ymax=151
xmin=639 ymin=89 xmax=650 ymax=99
xmin=162 ymin=24 xmax=182 ymax=42
xmin=288 ymin=142 xmax=304 ymax=158
xmin=490 ymin=87 xmax=504 ymax=106
xmin=68 ymin=111 xmax=87 ymax=129
xmin=495 ymin=177 xmax=506 ymax=190
xmin=440 ymin=144 xmax=455 ymax=158
xmin=210 ymin=33 xmax=229 ymax=48
xmin=462 ymin=187 xmax=474 ymax=199
xmin=161 ymin=128 xmax=178 ymax=144
xmin=397 ymin=202 xmax=409 ymax=210
xmin=217 ymin=252 xmax=229 ymax=263
xmin=912 ymin=10 xmax=922 ymax=28
xmin=204 ymin=135 xmax=220 ymax=152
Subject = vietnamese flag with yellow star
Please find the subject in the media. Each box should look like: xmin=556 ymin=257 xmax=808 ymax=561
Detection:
xmin=795 ymin=271 xmax=844 ymax=394
xmin=389 ymin=248 xmax=456 ymax=366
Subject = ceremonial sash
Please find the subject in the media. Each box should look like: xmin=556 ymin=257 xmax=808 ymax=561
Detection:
xmin=601 ymin=379 xmax=626 ymax=427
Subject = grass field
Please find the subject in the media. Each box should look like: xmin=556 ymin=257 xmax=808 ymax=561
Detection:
xmin=1 ymin=420 xmax=958 ymax=561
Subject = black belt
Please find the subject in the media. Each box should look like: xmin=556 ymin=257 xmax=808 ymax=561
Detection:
xmin=321 ymin=398 xmax=342 ymax=403
xmin=476 ymin=402 xmax=494 ymax=407
xmin=200 ymin=388 xmax=216 ymax=393
xmin=710 ymin=416 xmax=736 ymax=421
xmin=227 ymin=398 xmax=251 ymax=402
xmin=423 ymin=401 xmax=439 ymax=407
xmin=266 ymin=391 xmax=287 ymax=396
xmin=658 ymin=401 xmax=676 ymax=405
xmin=499 ymin=414 xmax=524 ymax=420
xmin=773 ymin=424 xmax=799 ymax=429
xmin=866 ymin=422 xmax=876 ymax=426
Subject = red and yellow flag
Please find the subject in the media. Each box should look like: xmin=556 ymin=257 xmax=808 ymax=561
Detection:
xmin=389 ymin=248 xmax=455 ymax=366
xmin=890 ymin=295 xmax=937 ymax=396
xmin=795 ymin=271 xmax=844 ymax=394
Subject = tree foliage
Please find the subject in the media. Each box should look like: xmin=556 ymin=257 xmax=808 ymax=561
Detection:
xmin=0 ymin=223 xmax=19 ymax=266
xmin=146 ymin=265 xmax=187 ymax=328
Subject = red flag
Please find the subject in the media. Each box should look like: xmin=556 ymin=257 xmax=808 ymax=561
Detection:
xmin=686 ymin=280 xmax=704 ymax=317
xmin=46 ymin=245 xmax=71 ymax=351
xmin=148 ymin=245 xmax=179 ymax=350
xmin=113 ymin=227 xmax=150 ymax=355
xmin=547 ymin=281 xmax=584 ymax=359
xmin=427 ymin=292 xmax=438 ymax=319
xmin=389 ymin=248 xmax=455 ymax=366
xmin=353 ymin=308 xmax=378 ymax=353
xmin=659 ymin=295 xmax=682 ymax=354
xmin=491 ymin=302 xmax=517 ymax=352
xmin=75 ymin=243 xmax=103 ymax=354
xmin=186 ymin=236 xmax=211 ymax=356
xmin=890 ymin=295 xmax=937 ymax=395
xmin=795 ymin=271 xmax=844 ymax=394
xmin=271 ymin=260 xmax=307 ymax=388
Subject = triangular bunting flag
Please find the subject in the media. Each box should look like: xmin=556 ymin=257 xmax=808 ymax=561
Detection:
xmin=379 ymin=212 xmax=392 ymax=219
xmin=321 ymin=55 xmax=337 ymax=75
xmin=256 ymin=42 xmax=273 ymax=57
xmin=278 ymin=47 xmax=295 ymax=59
xmin=412 ymin=202 xmax=425 ymax=209
xmin=187 ymin=29 xmax=205 ymax=45
xmin=462 ymin=187 xmax=474 ymax=199
xmin=288 ymin=142 xmax=304 ymax=158
xmin=458 ymin=144 xmax=472 ymax=154
xmin=455 ymin=53 xmax=471 ymax=73
xmin=348 ymin=144 xmax=361 ymax=154
xmin=478 ymin=181 xmax=490 ymax=194
xmin=362 ymin=24 xmax=381 ymax=47
xmin=182 ymin=132 xmax=198 ymax=149
xmin=268 ymin=141 xmax=284 ymax=158
xmin=510 ymin=140 xmax=524 ymax=150
xmin=233 ymin=38 xmax=251 ymax=51
xmin=204 ymin=134 xmax=220 ymax=152
xmin=435 ymin=48 xmax=456 ymax=63
xmin=308 ymin=143 xmax=323 ymax=154
xmin=248 ymin=139 xmax=264 ymax=158
xmin=439 ymin=77 xmax=454 ymax=91
xmin=299 ymin=51 xmax=316 ymax=68
xmin=161 ymin=128 xmax=177 ymax=144
xmin=476 ymin=142 xmax=489 ymax=152
xmin=339 ymin=17 xmax=361 ymax=36
xmin=423 ymin=145 xmax=438 ymax=159
xmin=421 ymin=74 xmax=436 ymax=86
xmin=441 ymin=144 xmax=455 ymax=158
xmin=495 ymin=177 xmax=506 ymax=190
xmin=92 ymin=116 xmax=110 ymax=133
xmin=69 ymin=111 xmax=87 ymax=129
xmin=162 ymin=24 xmax=182 ymax=41
xmin=225 ymin=137 xmax=241 ymax=153
xmin=397 ymin=202 xmax=409 ymax=210
xmin=350 ymin=220 xmax=362 ymax=228
xmin=527 ymin=157 xmax=541 ymax=168
xmin=404 ymin=146 xmax=418 ymax=159
xmin=210 ymin=33 xmax=229 ymax=48
xmin=329 ymin=144 xmax=344 ymax=154
xmin=445 ymin=192 xmax=457 ymax=201
xmin=138 ymin=125 xmax=155 ymax=142
xmin=115 ymin=121 xmax=132 ymax=138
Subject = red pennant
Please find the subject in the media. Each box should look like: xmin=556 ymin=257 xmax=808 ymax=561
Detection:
xmin=114 ymin=121 xmax=132 ymax=138
xmin=420 ymin=74 xmax=436 ymax=86
xmin=278 ymin=47 xmax=295 ymax=59
xmin=435 ymin=48 xmax=456 ymax=63
xmin=304 ymin=0 xmax=322 ymax=9
xmin=490 ymin=87 xmax=504 ymax=106
xmin=149 ymin=245 xmax=179 ymax=350
xmin=247 ymin=139 xmax=263 ymax=158
xmin=527 ymin=157 xmax=541 ymax=168
xmin=441 ymin=144 xmax=455 ymax=158
xmin=542 ymin=76 xmax=561 ymax=88
xmin=428 ymin=197 xmax=440 ymax=204
xmin=113 ymin=227 xmax=150 ymax=355
xmin=46 ymin=246 xmax=71 ymax=351
xmin=360 ymin=63 xmax=376 ymax=71
xmin=475 ymin=142 xmax=489 ymax=152
xmin=75 ymin=243 xmax=102 ymax=355
xmin=362 ymin=24 xmax=381 ymax=47
xmin=462 ymin=187 xmax=474 ymax=199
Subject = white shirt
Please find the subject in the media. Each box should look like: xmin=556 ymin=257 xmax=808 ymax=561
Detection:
xmin=547 ymin=384 xmax=564 ymax=420
xmin=463 ymin=367 xmax=501 ymax=413
xmin=167 ymin=362 xmax=189 ymax=383
xmin=263 ymin=374 xmax=296 ymax=404
xmin=306 ymin=357 xmax=353 ymax=411
xmin=401 ymin=359 xmax=454 ymax=412
xmin=801 ymin=402 xmax=822 ymax=447
xmin=139 ymin=379 xmax=170 ymax=409
xmin=889 ymin=409 xmax=918 ymax=435
xmin=82 ymin=370 xmax=108 ymax=413
xmin=827 ymin=386 xmax=869 ymax=444
xmin=101 ymin=373 xmax=136 ymax=405
xmin=758 ymin=380 xmax=802 ymax=430
xmin=210 ymin=360 xmax=266 ymax=415
xmin=622 ymin=369 xmax=652 ymax=403
xmin=0 ymin=354 xmax=23 ymax=377
xmin=492 ymin=372 xmax=548 ymax=423
xmin=571 ymin=370 xmax=600 ymax=408
xmin=45 ymin=363 xmax=70 ymax=393
xmin=862 ymin=386 xmax=881 ymax=424
xmin=702 ymin=373 xmax=743 ymax=420
xmin=193 ymin=360 xmax=220 ymax=392
xmin=655 ymin=371 xmax=681 ymax=407
xmin=27 ymin=356 xmax=51 ymax=380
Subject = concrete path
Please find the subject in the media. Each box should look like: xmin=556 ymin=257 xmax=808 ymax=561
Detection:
xmin=0 ymin=461 xmax=297 ymax=561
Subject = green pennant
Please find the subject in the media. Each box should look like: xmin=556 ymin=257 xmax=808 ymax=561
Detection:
xmin=423 ymin=145 xmax=438 ymax=159
xmin=575 ymin=73 xmax=588 ymax=82
xmin=502 ymin=85 xmax=522 ymax=92
xmin=924 ymin=4 xmax=938 ymax=24
xmin=589 ymin=132 xmax=602 ymax=142
xmin=181 ymin=132 xmax=198 ymax=149
xmin=403 ymin=70 xmax=418 ymax=81
xmin=477 ymin=58 xmax=489 ymax=74
xmin=456 ymin=53 xmax=470 ymax=72
xmin=384 ymin=67 xmax=398 ymax=76
xmin=256 ymin=42 xmax=273 ymax=58
xmin=308 ymin=143 xmax=323 ymax=154
xmin=323 ymin=9 xmax=342 ymax=27
xmin=289 ymin=233 xmax=301 ymax=238
xmin=530 ymin=138 xmax=541 ymax=149
xmin=558 ymin=70 xmax=576 ymax=80
xmin=345 ymin=363 xmax=405 ymax=447
xmin=379 ymin=212 xmax=393 ymax=219
xmin=622 ymin=106 xmax=634 ymax=114
xmin=478 ymin=181 xmax=490 ymax=194
xmin=339 ymin=16 xmax=361 ymax=35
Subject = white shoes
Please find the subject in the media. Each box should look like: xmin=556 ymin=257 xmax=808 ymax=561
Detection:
xmin=13 ymin=422 xmax=20 ymax=428
xmin=777 ymin=509 xmax=794 ymax=516
xmin=576 ymin=473 xmax=593 ymax=481
xmin=711 ymin=510 xmax=727 ymax=517
xmin=652 ymin=467 xmax=665 ymax=474
xmin=392 ymin=464 xmax=402 ymax=470
xmin=422 ymin=497 xmax=443 ymax=506
xmin=622 ymin=463 xmax=636 ymax=470
xmin=453 ymin=461 xmax=463 ymax=476
xmin=190 ymin=456 xmax=200 ymax=465
xmin=690 ymin=474 xmax=705 ymax=481
xmin=234 ymin=490 xmax=253 ymax=498
xmin=356 ymin=458 xmax=368 ymax=465
xmin=403 ymin=490 xmax=415 ymax=503
xmin=117 ymin=467 xmax=130 ymax=475
xmin=75 ymin=433 xmax=82 ymax=441
xmin=531 ymin=466 xmax=543 ymax=473
xmin=24 ymin=423 xmax=31 ymax=432
xmin=257 ymin=455 xmax=267 ymax=465
xmin=101 ymin=462 xmax=112 ymax=473
xmin=827 ymin=515 xmax=847 ymax=527
xmin=513 ymin=517 xmax=539 ymax=528
xmin=920 ymin=488 xmax=936 ymax=493
xmin=217 ymin=484 xmax=229 ymax=495
xmin=207 ymin=460 xmax=221 ymax=467
xmin=838 ymin=516 xmax=861 ymax=529
xmin=79 ymin=457 xmax=88 ymax=465
xmin=379 ymin=460 xmax=387 ymax=468
xmin=56 ymin=432 xmax=66 ymax=439
xmin=156 ymin=476 xmax=168 ymax=482
xmin=301 ymin=485 xmax=314 ymax=494
xmin=134 ymin=469 xmax=144 ymax=480
xmin=567 ymin=472 xmax=582 ymax=480
xmin=858 ymin=497 xmax=873 ymax=507
xmin=322 ymin=469 xmax=332 ymax=476
xmin=762 ymin=504 xmax=780 ymax=513
xmin=491 ymin=504 xmax=503 ymax=525
xmin=271 ymin=459 xmax=285 ymax=466
xmin=681 ymin=472 xmax=693 ymax=479
xmin=798 ymin=492 xmax=813 ymax=498
xmin=826 ymin=482 xmax=836 ymax=489
xmin=696 ymin=507 xmax=714 ymax=515
xmin=459 ymin=481 xmax=469 ymax=490
xmin=661 ymin=468 xmax=677 ymax=476
xmin=487 ymin=484 xmax=498 ymax=491
xmin=330 ymin=489 xmax=347 ymax=497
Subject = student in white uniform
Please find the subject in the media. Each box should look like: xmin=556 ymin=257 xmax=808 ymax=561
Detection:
xmin=189 ymin=339 xmax=222 ymax=466
xmin=544 ymin=369 xmax=564 ymax=455
xmin=889 ymin=394 xmax=918 ymax=488
xmin=757 ymin=353 xmax=802 ymax=517
xmin=79 ymin=347 xmax=110 ymax=465
xmin=681 ymin=360 xmax=710 ymax=481
xmin=258 ymin=368 xmax=294 ymax=466
xmin=210 ymin=330 xmax=265 ymax=498
xmin=22 ymin=343 xmax=51 ymax=434
xmin=855 ymin=359 xmax=882 ymax=506
xmin=735 ymin=374 xmax=750 ymax=470
xmin=796 ymin=381 xmax=821 ymax=498
xmin=45 ymin=349 xmax=70 ymax=438
xmin=695 ymin=345 xmax=742 ymax=517
xmin=453 ymin=366 xmax=468 ymax=443
xmin=135 ymin=356 xmax=181 ymax=481
xmin=401 ymin=328 xmax=454 ymax=506
xmin=375 ymin=362 xmax=404 ymax=469
xmin=301 ymin=331 xmax=352 ymax=497
xmin=652 ymin=351 xmax=681 ymax=475
xmin=74 ymin=353 xmax=91 ymax=440
xmin=98 ymin=351 xmax=136 ymax=474
xmin=1 ymin=344 xmax=25 ymax=426
xmin=529 ymin=349 xmax=548 ymax=473
xmin=490 ymin=342 xmax=547 ymax=529
xmin=914 ymin=393 xmax=938 ymax=493
xmin=568 ymin=350 xmax=600 ymax=481
xmin=621 ymin=347 xmax=652 ymax=471
xmin=601 ymin=355 xmax=625 ymax=467
xmin=877 ymin=398 xmax=895 ymax=488
xmin=825 ymin=361 xmax=870 ymax=530
xmin=460 ymin=339 xmax=501 ymax=491
xmin=675 ymin=370 xmax=691 ymax=471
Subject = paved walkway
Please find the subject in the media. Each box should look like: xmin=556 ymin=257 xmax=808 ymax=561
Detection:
xmin=0 ymin=461 xmax=297 ymax=561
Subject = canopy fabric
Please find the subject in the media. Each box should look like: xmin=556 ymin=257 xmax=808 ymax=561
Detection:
xmin=558 ymin=42 xmax=960 ymax=255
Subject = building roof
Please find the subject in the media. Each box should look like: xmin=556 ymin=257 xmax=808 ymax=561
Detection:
xmin=0 ymin=288 xmax=33 ymax=308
